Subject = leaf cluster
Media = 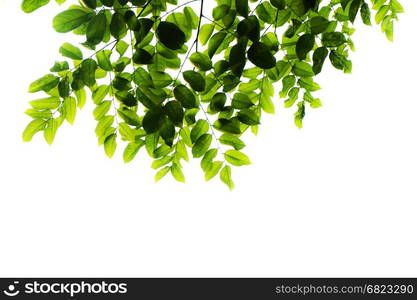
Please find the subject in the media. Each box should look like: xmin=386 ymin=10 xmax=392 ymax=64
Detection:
xmin=21 ymin=0 xmax=404 ymax=189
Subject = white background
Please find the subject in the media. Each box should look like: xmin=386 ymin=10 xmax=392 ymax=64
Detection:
xmin=0 ymin=0 xmax=416 ymax=277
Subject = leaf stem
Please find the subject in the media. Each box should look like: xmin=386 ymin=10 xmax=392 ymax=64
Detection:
xmin=195 ymin=0 xmax=204 ymax=52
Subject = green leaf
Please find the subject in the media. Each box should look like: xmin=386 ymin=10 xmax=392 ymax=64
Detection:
xmin=118 ymin=108 xmax=142 ymax=126
xmin=224 ymin=150 xmax=251 ymax=166
xmin=80 ymin=58 xmax=97 ymax=87
xmin=213 ymin=4 xmax=230 ymax=20
xmin=50 ymin=61 xmax=69 ymax=72
xmin=176 ymin=139 xmax=189 ymax=161
xmin=25 ymin=109 xmax=52 ymax=119
xmin=155 ymin=166 xmax=170 ymax=182
xmin=360 ymin=3 xmax=372 ymax=25
xmin=312 ymin=47 xmax=329 ymax=74
xmin=30 ymin=96 xmax=60 ymax=110
xmin=133 ymin=49 xmax=153 ymax=65
xmin=22 ymin=0 xmax=50 ymax=13
xmin=44 ymin=118 xmax=58 ymax=145
xmin=208 ymin=31 xmax=227 ymax=58
xmin=75 ymin=88 xmax=87 ymax=108
xmin=143 ymin=109 xmax=164 ymax=133
xmin=209 ymin=93 xmax=226 ymax=112
xmin=322 ymin=32 xmax=346 ymax=47
xmin=236 ymin=0 xmax=249 ymax=17
xmin=205 ymin=161 xmax=223 ymax=181
xmin=58 ymin=78 xmax=70 ymax=98
xmin=288 ymin=0 xmax=316 ymax=16
xmin=349 ymin=0 xmax=362 ymax=23
xmin=22 ymin=119 xmax=46 ymax=142
xmin=232 ymin=93 xmax=253 ymax=110
xmin=292 ymin=61 xmax=315 ymax=77
xmin=262 ymin=32 xmax=279 ymax=52
xmin=309 ymin=16 xmax=330 ymax=34
xmin=391 ymin=0 xmax=404 ymax=13
xmin=201 ymin=148 xmax=218 ymax=171
xmin=114 ymin=41 xmax=128 ymax=57
xmin=53 ymin=9 xmax=94 ymax=33
xmin=219 ymin=134 xmax=245 ymax=150
xmin=237 ymin=16 xmax=260 ymax=42
xmin=164 ymin=101 xmax=184 ymax=126
xmin=93 ymin=101 xmax=112 ymax=120
xmin=184 ymin=6 xmax=199 ymax=29
xmin=118 ymin=123 xmax=135 ymax=141
xmin=270 ymin=0 xmax=285 ymax=10
xmin=294 ymin=101 xmax=305 ymax=128
xmin=190 ymin=52 xmax=213 ymax=71
xmin=28 ymin=74 xmax=59 ymax=93
xmin=59 ymin=42 xmax=83 ymax=60
xmin=160 ymin=119 xmax=176 ymax=145
xmin=199 ymin=24 xmax=215 ymax=45
xmin=296 ymin=34 xmax=315 ymax=60
xmin=150 ymin=71 xmax=172 ymax=88
xmin=171 ymin=163 xmax=185 ymax=182
xmin=95 ymin=115 xmax=114 ymax=137
xmin=375 ymin=5 xmax=389 ymax=24
xmin=92 ymin=85 xmax=109 ymax=104
xmin=96 ymin=50 xmax=113 ymax=71
xmin=229 ymin=40 xmax=247 ymax=76
xmin=329 ymin=50 xmax=351 ymax=71
xmin=156 ymin=21 xmax=186 ymax=50
xmin=237 ymin=109 xmax=260 ymax=126
xmin=280 ymin=76 xmax=296 ymax=98
xmin=214 ymin=118 xmax=241 ymax=134
xmin=248 ymin=42 xmax=276 ymax=69
xmin=298 ymin=77 xmax=320 ymax=91
xmin=115 ymin=91 xmax=138 ymax=107
xmin=173 ymin=85 xmax=197 ymax=109
xmin=82 ymin=0 xmax=97 ymax=9
xmin=110 ymin=12 xmax=127 ymax=39
xmin=260 ymin=93 xmax=275 ymax=114
xmin=152 ymin=156 xmax=173 ymax=170
xmin=183 ymin=70 xmax=206 ymax=92
xmin=190 ymin=119 xmax=209 ymax=143
xmin=220 ymin=165 xmax=234 ymax=190
xmin=104 ymin=133 xmax=117 ymax=158
xmin=192 ymin=134 xmax=212 ymax=158
xmin=256 ymin=2 xmax=276 ymax=24
xmin=112 ymin=75 xmax=131 ymax=91
xmin=63 ymin=96 xmax=77 ymax=125
xmin=86 ymin=12 xmax=107 ymax=45
xmin=123 ymin=140 xmax=145 ymax=163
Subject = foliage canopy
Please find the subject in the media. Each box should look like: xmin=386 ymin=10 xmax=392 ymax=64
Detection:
xmin=21 ymin=0 xmax=404 ymax=189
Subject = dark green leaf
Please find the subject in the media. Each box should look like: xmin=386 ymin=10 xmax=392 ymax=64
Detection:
xmin=86 ymin=12 xmax=107 ymax=45
xmin=183 ymin=70 xmax=206 ymax=92
xmin=312 ymin=47 xmax=329 ymax=74
xmin=322 ymin=32 xmax=346 ymax=47
xmin=110 ymin=12 xmax=128 ymax=40
xmin=156 ymin=21 xmax=186 ymax=50
xmin=173 ymin=85 xmax=197 ymax=109
xmin=296 ymin=34 xmax=315 ymax=60
xmin=248 ymin=42 xmax=276 ymax=69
